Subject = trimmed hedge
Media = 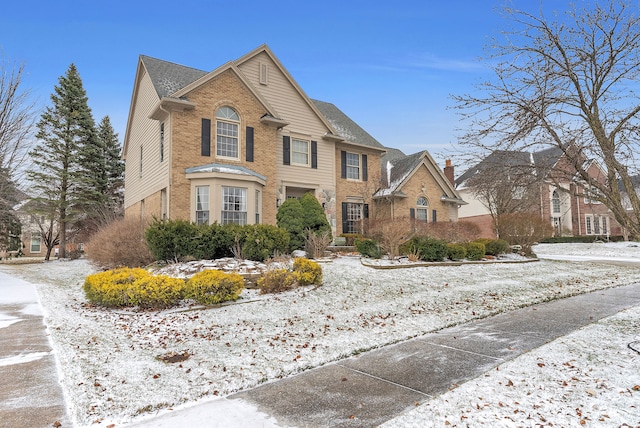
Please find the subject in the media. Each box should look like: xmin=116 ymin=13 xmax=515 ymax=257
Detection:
xmin=447 ymin=243 xmax=467 ymax=261
xmin=401 ymin=237 xmax=448 ymax=262
xmin=355 ymin=238 xmax=382 ymax=258
xmin=465 ymin=242 xmax=486 ymax=261
xmin=145 ymin=220 xmax=290 ymax=263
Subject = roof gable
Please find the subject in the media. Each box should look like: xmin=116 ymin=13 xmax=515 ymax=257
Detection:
xmin=140 ymin=55 xmax=208 ymax=98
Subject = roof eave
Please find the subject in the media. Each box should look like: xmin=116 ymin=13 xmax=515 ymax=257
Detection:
xmin=260 ymin=114 xmax=290 ymax=128
xmin=149 ymin=97 xmax=196 ymax=120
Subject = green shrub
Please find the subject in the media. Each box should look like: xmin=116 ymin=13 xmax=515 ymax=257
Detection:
xmin=355 ymin=238 xmax=382 ymax=258
xmin=402 ymin=237 xmax=447 ymax=262
xmin=299 ymin=193 xmax=331 ymax=235
xmin=193 ymin=223 xmax=235 ymax=260
xmin=241 ymin=224 xmax=290 ymax=262
xmin=293 ymin=258 xmax=322 ymax=286
xmin=84 ymin=268 xmax=184 ymax=309
xmin=447 ymin=243 xmax=467 ymax=261
xmin=340 ymin=233 xmax=363 ymax=246
xmin=145 ymin=219 xmax=199 ymax=262
xmin=483 ymin=239 xmax=510 ymax=256
xmin=184 ymin=270 xmax=244 ymax=305
xmin=258 ymin=268 xmax=298 ymax=294
xmin=465 ymin=242 xmax=486 ymax=260
xmin=276 ymin=198 xmax=306 ymax=251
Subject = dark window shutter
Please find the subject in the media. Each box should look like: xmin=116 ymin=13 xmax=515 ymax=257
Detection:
xmin=432 ymin=210 xmax=437 ymax=223
xmin=311 ymin=141 xmax=318 ymax=169
xmin=410 ymin=208 xmax=415 ymax=219
xmin=283 ymin=136 xmax=290 ymax=165
xmin=246 ymin=126 xmax=254 ymax=162
xmin=363 ymin=203 xmax=369 ymax=219
xmin=362 ymin=154 xmax=368 ymax=181
xmin=201 ymin=118 xmax=211 ymax=156
xmin=341 ymin=202 xmax=349 ymax=233
xmin=341 ymin=151 xmax=347 ymax=179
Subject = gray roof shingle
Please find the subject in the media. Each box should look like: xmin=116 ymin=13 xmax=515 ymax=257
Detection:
xmin=141 ymin=55 xmax=207 ymax=98
xmin=311 ymin=100 xmax=385 ymax=150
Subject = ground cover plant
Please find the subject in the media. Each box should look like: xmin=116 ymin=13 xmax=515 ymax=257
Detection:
xmin=5 ymin=242 xmax=640 ymax=426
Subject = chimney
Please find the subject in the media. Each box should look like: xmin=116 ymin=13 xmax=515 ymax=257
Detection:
xmin=444 ymin=159 xmax=455 ymax=186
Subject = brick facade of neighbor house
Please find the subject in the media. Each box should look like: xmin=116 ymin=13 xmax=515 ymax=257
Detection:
xmin=456 ymin=146 xmax=622 ymax=238
xmin=122 ymin=45 xmax=462 ymax=239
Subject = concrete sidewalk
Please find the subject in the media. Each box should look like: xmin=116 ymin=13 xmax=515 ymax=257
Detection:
xmin=228 ymin=282 xmax=640 ymax=427
xmin=0 ymin=272 xmax=70 ymax=428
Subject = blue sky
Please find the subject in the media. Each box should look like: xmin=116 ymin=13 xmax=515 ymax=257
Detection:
xmin=1 ymin=0 xmax=573 ymax=164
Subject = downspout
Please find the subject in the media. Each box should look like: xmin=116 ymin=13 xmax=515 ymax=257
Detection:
xmin=576 ymin=190 xmax=581 ymax=235
xmin=159 ymin=102 xmax=171 ymax=220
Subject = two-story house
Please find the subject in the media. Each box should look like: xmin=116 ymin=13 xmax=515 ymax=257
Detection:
xmin=123 ymin=44 xmax=386 ymax=235
xmin=456 ymin=146 xmax=621 ymax=238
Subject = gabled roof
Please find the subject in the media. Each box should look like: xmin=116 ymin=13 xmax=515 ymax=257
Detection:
xmin=374 ymin=150 xmax=465 ymax=204
xmin=456 ymin=147 xmax=565 ymax=188
xmin=312 ymin=100 xmax=385 ymax=151
xmin=140 ymin=55 xmax=207 ymax=98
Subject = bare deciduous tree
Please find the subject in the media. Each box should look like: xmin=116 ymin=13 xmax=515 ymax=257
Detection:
xmin=454 ymin=0 xmax=640 ymax=238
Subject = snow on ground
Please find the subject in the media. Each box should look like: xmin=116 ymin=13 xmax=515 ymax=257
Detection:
xmin=1 ymin=242 xmax=640 ymax=427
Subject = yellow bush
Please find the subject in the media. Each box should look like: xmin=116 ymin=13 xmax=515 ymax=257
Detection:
xmin=257 ymin=268 xmax=298 ymax=294
xmin=128 ymin=275 xmax=185 ymax=309
xmin=84 ymin=268 xmax=185 ymax=309
xmin=84 ymin=268 xmax=151 ymax=307
xmin=293 ymin=258 xmax=322 ymax=286
xmin=184 ymin=270 xmax=244 ymax=305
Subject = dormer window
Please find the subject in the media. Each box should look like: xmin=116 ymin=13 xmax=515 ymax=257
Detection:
xmin=216 ymin=106 xmax=240 ymax=159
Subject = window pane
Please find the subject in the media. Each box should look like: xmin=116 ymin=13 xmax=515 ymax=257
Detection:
xmin=216 ymin=106 xmax=239 ymax=121
xmin=417 ymin=208 xmax=428 ymax=221
xmin=222 ymin=187 xmax=247 ymax=225
xmin=216 ymin=120 xmax=239 ymax=158
xmin=195 ymin=186 xmax=209 ymax=226
xmin=291 ymin=139 xmax=309 ymax=165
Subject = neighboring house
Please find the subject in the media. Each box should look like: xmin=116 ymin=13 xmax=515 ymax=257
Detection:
xmin=456 ymin=146 xmax=622 ymax=238
xmin=373 ymin=148 xmax=466 ymax=223
xmin=122 ymin=44 xmax=388 ymax=236
xmin=13 ymin=201 xmax=46 ymax=257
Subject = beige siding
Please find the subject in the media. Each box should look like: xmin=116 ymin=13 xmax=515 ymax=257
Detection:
xmin=123 ymin=70 xmax=170 ymax=212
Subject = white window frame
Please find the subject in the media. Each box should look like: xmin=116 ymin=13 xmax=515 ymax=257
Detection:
xmin=552 ymin=190 xmax=561 ymax=214
xmin=585 ymin=215 xmax=593 ymax=235
xmin=195 ymin=186 xmax=210 ymax=226
xmin=291 ymin=138 xmax=310 ymax=166
xmin=222 ymin=187 xmax=247 ymax=225
xmin=215 ymin=106 xmax=240 ymax=159
xmin=30 ymin=236 xmax=41 ymax=253
xmin=416 ymin=197 xmax=428 ymax=222
xmin=584 ymin=185 xmax=602 ymax=204
xmin=345 ymin=202 xmax=363 ymax=234
xmin=346 ymin=152 xmax=360 ymax=180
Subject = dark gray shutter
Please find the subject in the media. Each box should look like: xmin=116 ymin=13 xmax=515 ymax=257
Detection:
xmin=246 ymin=126 xmax=254 ymax=162
xmin=432 ymin=210 xmax=437 ymax=223
xmin=341 ymin=151 xmax=347 ymax=179
xmin=362 ymin=154 xmax=368 ymax=181
xmin=283 ymin=136 xmax=290 ymax=165
xmin=341 ymin=202 xmax=349 ymax=233
xmin=311 ymin=141 xmax=318 ymax=169
xmin=410 ymin=208 xmax=415 ymax=219
xmin=201 ymin=118 xmax=211 ymax=156
xmin=363 ymin=203 xmax=369 ymax=219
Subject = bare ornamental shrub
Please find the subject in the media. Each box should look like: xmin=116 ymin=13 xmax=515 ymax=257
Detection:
xmin=85 ymin=216 xmax=154 ymax=269
xmin=305 ymin=230 xmax=332 ymax=259
xmin=369 ymin=217 xmax=415 ymax=259
xmin=422 ymin=221 xmax=481 ymax=243
xmin=496 ymin=212 xmax=554 ymax=255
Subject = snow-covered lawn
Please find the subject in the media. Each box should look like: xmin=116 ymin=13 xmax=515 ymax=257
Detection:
xmin=2 ymin=241 xmax=640 ymax=427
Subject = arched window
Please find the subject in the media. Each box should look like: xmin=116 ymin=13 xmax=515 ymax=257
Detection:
xmin=416 ymin=196 xmax=428 ymax=221
xmin=552 ymin=190 xmax=561 ymax=214
xmin=216 ymin=106 xmax=240 ymax=158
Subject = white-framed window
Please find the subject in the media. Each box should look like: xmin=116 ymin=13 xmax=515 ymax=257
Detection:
xmin=344 ymin=202 xmax=362 ymax=234
xmin=552 ymin=190 xmax=561 ymax=214
xmin=416 ymin=197 xmax=428 ymax=222
xmin=291 ymin=138 xmax=309 ymax=165
xmin=222 ymin=187 xmax=247 ymax=225
xmin=160 ymin=122 xmax=165 ymax=162
xmin=585 ymin=214 xmax=609 ymax=235
xmin=216 ymin=106 xmax=240 ymax=159
xmin=30 ymin=236 xmax=41 ymax=253
xmin=195 ymin=186 xmax=210 ymax=225
xmin=585 ymin=186 xmax=602 ymax=204
xmin=346 ymin=153 xmax=360 ymax=179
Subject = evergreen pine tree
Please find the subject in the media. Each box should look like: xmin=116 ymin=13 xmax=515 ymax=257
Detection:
xmin=27 ymin=64 xmax=96 ymax=259
xmin=98 ymin=116 xmax=125 ymax=216
xmin=299 ymin=192 xmax=331 ymax=235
